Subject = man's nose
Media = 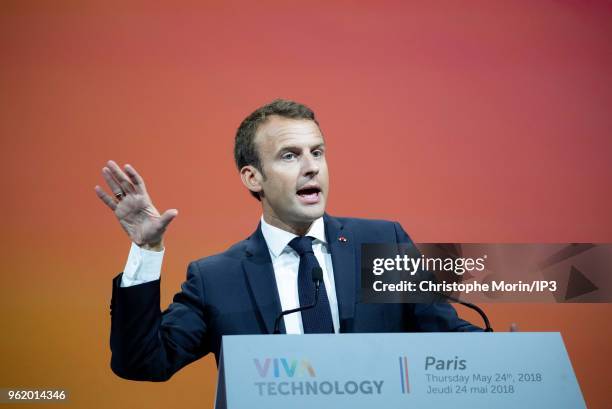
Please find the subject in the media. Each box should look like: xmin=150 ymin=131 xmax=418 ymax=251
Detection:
xmin=301 ymin=153 xmax=320 ymax=176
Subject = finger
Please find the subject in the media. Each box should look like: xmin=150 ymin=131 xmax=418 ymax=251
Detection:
xmin=124 ymin=164 xmax=147 ymax=194
xmin=159 ymin=209 xmax=178 ymax=229
xmin=107 ymin=160 xmax=135 ymax=194
xmin=509 ymin=323 xmax=519 ymax=332
xmin=94 ymin=185 xmax=117 ymax=211
xmin=102 ymin=167 xmax=124 ymax=197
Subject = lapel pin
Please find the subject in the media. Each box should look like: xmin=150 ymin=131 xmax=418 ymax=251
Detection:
xmin=338 ymin=236 xmax=348 ymax=243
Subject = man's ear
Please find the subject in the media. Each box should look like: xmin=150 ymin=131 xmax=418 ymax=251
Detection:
xmin=240 ymin=165 xmax=263 ymax=195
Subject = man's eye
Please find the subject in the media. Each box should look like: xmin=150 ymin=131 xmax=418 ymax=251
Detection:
xmin=282 ymin=152 xmax=296 ymax=160
xmin=312 ymin=149 xmax=323 ymax=158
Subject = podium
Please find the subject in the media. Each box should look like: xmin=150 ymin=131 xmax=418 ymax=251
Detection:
xmin=215 ymin=332 xmax=585 ymax=409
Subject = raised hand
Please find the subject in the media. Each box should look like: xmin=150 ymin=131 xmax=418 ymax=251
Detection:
xmin=94 ymin=160 xmax=178 ymax=250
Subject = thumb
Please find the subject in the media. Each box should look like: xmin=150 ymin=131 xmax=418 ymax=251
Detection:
xmin=159 ymin=209 xmax=179 ymax=229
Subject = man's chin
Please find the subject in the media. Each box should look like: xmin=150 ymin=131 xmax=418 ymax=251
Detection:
xmin=292 ymin=204 xmax=326 ymax=223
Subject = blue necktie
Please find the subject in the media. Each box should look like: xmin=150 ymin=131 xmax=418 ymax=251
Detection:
xmin=288 ymin=236 xmax=334 ymax=334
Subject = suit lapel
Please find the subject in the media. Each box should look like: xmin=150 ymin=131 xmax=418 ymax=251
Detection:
xmin=324 ymin=214 xmax=356 ymax=323
xmin=241 ymin=216 xmax=357 ymax=334
xmin=242 ymin=223 xmax=283 ymax=334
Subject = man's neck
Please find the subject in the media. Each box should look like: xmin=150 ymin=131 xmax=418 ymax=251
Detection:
xmin=262 ymin=213 xmax=314 ymax=236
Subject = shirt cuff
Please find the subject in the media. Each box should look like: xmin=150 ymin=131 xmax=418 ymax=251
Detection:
xmin=120 ymin=242 xmax=164 ymax=287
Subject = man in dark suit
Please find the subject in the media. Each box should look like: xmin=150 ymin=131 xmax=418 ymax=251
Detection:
xmin=95 ymin=99 xmax=481 ymax=382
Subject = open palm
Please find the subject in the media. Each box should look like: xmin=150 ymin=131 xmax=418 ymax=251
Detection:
xmin=95 ymin=160 xmax=178 ymax=248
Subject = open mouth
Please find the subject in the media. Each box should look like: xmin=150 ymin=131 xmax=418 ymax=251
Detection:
xmin=296 ymin=186 xmax=321 ymax=204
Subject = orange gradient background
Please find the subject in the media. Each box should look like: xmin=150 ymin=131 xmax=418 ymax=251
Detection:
xmin=1 ymin=1 xmax=611 ymax=408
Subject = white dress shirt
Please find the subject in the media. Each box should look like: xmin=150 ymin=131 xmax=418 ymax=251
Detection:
xmin=120 ymin=216 xmax=340 ymax=334
xmin=259 ymin=216 xmax=339 ymax=334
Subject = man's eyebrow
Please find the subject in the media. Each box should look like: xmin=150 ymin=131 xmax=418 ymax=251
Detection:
xmin=277 ymin=143 xmax=326 ymax=152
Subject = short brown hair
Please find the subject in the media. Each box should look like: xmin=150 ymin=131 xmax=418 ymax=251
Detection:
xmin=234 ymin=99 xmax=320 ymax=200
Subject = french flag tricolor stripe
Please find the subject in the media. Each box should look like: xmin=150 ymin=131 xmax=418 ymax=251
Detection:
xmin=399 ymin=356 xmax=410 ymax=393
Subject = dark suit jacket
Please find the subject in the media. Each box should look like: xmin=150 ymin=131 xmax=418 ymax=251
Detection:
xmin=110 ymin=214 xmax=481 ymax=381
